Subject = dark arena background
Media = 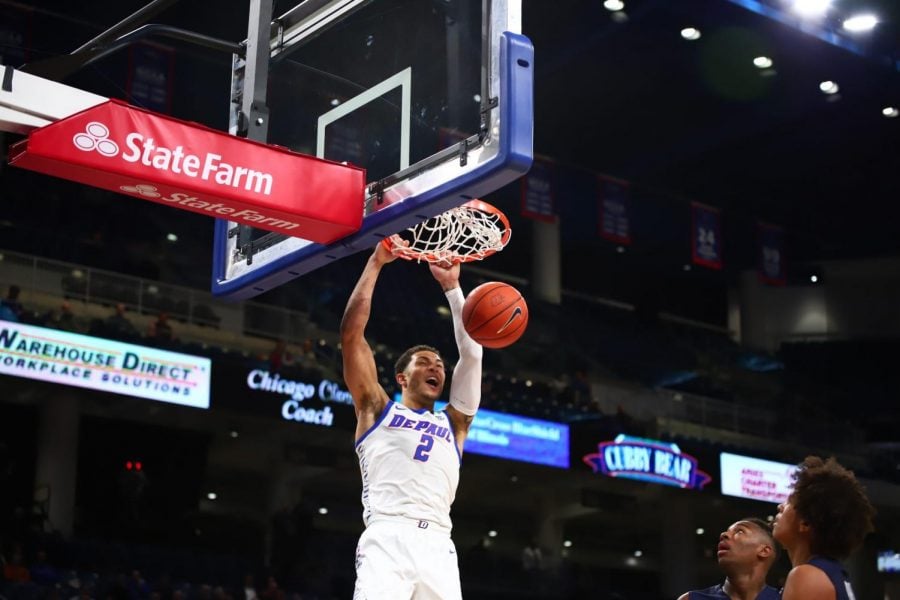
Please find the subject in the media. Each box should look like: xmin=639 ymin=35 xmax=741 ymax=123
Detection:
xmin=2 ymin=0 xmax=900 ymax=599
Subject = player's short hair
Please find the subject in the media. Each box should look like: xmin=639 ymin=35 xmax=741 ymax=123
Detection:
xmin=790 ymin=456 xmax=876 ymax=559
xmin=740 ymin=517 xmax=778 ymax=562
xmin=395 ymin=345 xmax=442 ymax=375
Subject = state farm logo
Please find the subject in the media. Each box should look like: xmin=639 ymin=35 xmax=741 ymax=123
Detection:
xmin=73 ymin=122 xmax=119 ymax=157
xmin=69 ymin=118 xmax=275 ymax=197
xmin=119 ymin=184 xmax=161 ymax=198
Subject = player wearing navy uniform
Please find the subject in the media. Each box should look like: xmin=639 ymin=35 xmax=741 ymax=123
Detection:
xmin=774 ymin=456 xmax=876 ymax=600
xmin=678 ymin=518 xmax=780 ymax=600
xmin=341 ymin=238 xmax=483 ymax=600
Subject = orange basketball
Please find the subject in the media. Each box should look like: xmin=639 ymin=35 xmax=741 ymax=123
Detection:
xmin=462 ymin=282 xmax=529 ymax=349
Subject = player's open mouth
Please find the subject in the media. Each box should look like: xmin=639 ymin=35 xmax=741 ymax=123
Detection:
xmin=426 ymin=377 xmax=439 ymax=388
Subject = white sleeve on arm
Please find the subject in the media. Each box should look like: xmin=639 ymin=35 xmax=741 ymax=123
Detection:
xmin=445 ymin=287 xmax=483 ymax=416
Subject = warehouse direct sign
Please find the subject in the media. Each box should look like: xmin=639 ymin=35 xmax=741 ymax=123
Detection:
xmin=0 ymin=321 xmax=210 ymax=408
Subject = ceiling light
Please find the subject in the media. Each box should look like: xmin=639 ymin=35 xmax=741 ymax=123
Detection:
xmin=792 ymin=0 xmax=830 ymax=17
xmin=633 ymin=550 xmax=643 ymax=557
xmin=696 ymin=528 xmax=705 ymax=535
xmin=681 ymin=27 xmax=701 ymax=41
xmin=330 ymin=98 xmax=340 ymax=107
xmin=166 ymin=233 xmax=178 ymax=242
xmin=810 ymin=275 xmax=818 ymax=283
xmin=488 ymin=530 xmax=498 ymax=537
xmin=843 ymin=14 xmax=878 ymax=32
xmin=753 ymin=56 xmax=773 ymax=69
xmin=563 ymin=540 xmax=573 ymax=548
xmin=318 ymin=507 xmax=329 ymax=515
xmin=229 ymin=430 xmax=239 ymax=438
xmin=882 ymin=107 xmax=899 ymax=118
xmin=819 ymin=80 xmax=839 ymax=94
xmin=603 ymin=0 xmax=624 ymax=11
xmin=207 ymin=492 xmax=217 ymax=500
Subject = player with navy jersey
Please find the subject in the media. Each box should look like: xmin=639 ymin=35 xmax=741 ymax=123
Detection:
xmin=341 ymin=237 xmax=483 ymax=600
xmin=678 ymin=518 xmax=780 ymax=600
xmin=773 ymin=456 xmax=876 ymax=600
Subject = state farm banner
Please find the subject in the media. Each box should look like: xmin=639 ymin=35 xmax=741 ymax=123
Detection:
xmin=127 ymin=43 xmax=175 ymax=114
xmin=9 ymin=100 xmax=364 ymax=243
xmin=691 ymin=201 xmax=723 ymax=270
xmin=0 ymin=321 xmax=210 ymax=409
xmin=520 ymin=158 xmax=556 ymax=222
xmin=597 ymin=175 xmax=631 ymax=244
xmin=758 ymin=222 xmax=786 ymax=286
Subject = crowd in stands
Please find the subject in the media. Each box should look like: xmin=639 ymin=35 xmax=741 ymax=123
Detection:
xmin=2 ymin=275 xmax=895 ymax=456
xmin=0 ymin=527 xmax=657 ymax=600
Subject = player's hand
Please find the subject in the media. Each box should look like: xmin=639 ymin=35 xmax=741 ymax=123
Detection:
xmin=430 ymin=259 xmax=460 ymax=292
xmin=374 ymin=235 xmax=403 ymax=265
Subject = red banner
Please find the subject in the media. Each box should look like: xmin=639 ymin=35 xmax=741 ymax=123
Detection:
xmin=597 ymin=175 xmax=631 ymax=244
xmin=9 ymin=100 xmax=364 ymax=243
xmin=127 ymin=43 xmax=175 ymax=115
xmin=758 ymin=222 xmax=787 ymax=286
xmin=520 ymin=158 xmax=556 ymax=222
xmin=691 ymin=202 xmax=723 ymax=270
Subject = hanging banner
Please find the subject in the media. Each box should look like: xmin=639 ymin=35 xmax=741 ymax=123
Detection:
xmin=127 ymin=43 xmax=175 ymax=115
xmin=520 ymin=158 xmax=556 ymax=222
xmin=691 ymin=202 xmax=723 ymax=270
xmin=597 ymin=175 xmax=631 ymax=244
xmin=758 ymin=222 xmax=786 ymax=286
xmin=9 ymin=100 xmax=365 ymax=243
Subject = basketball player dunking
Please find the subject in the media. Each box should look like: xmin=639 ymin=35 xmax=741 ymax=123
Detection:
xmin=341 ymin=239 xmax=483 ymax=600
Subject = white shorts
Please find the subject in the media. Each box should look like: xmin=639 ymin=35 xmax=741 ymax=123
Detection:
xmin=353 ymin=518 xmax=462 ymax=600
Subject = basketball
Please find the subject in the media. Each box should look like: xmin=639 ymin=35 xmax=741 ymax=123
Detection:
xmin=462 ymin=282 xmax=529 ymax=348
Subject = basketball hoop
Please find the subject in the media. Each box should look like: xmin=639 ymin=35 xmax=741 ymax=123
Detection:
xmin=382 ymin=200 xmax=512 ymax=264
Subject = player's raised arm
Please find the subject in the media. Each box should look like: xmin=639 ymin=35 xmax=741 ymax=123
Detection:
xmin=430 ymin=262 xmax=483 ymax=450
xmin=340 ymin=242 xmax=396 ymax=431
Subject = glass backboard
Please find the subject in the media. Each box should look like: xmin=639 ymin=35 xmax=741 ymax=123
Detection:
xmin=211 ymin=0 xmax=532 ymax=299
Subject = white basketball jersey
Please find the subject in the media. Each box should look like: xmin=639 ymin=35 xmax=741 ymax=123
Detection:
xmin=355 ymin=402 xmax=461 ymax=530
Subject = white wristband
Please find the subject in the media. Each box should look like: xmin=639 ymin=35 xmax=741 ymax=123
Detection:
xmin=446 ymin=287 xmax=483 ymax=416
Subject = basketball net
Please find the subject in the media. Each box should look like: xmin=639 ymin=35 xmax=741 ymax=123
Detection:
xmin=383 ymin=200 xmax=512 ymax=264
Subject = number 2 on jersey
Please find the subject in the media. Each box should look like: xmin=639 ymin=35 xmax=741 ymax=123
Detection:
xmin=413 ymin=434 xmax=434 ymax=462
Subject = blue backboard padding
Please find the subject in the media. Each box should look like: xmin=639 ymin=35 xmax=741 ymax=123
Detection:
xmin=211 ymin=32 xmax=534 ymax=300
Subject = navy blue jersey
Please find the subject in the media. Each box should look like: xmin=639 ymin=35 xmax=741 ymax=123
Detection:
xmin=808 ymin=556 xmax=855 ymax=600
xmin=688 ymin=583 xmax=781 ymax=599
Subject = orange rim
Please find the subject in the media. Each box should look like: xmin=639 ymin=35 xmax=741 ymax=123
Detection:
xmin=381 ymin=200 xmax=511 ymax=263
